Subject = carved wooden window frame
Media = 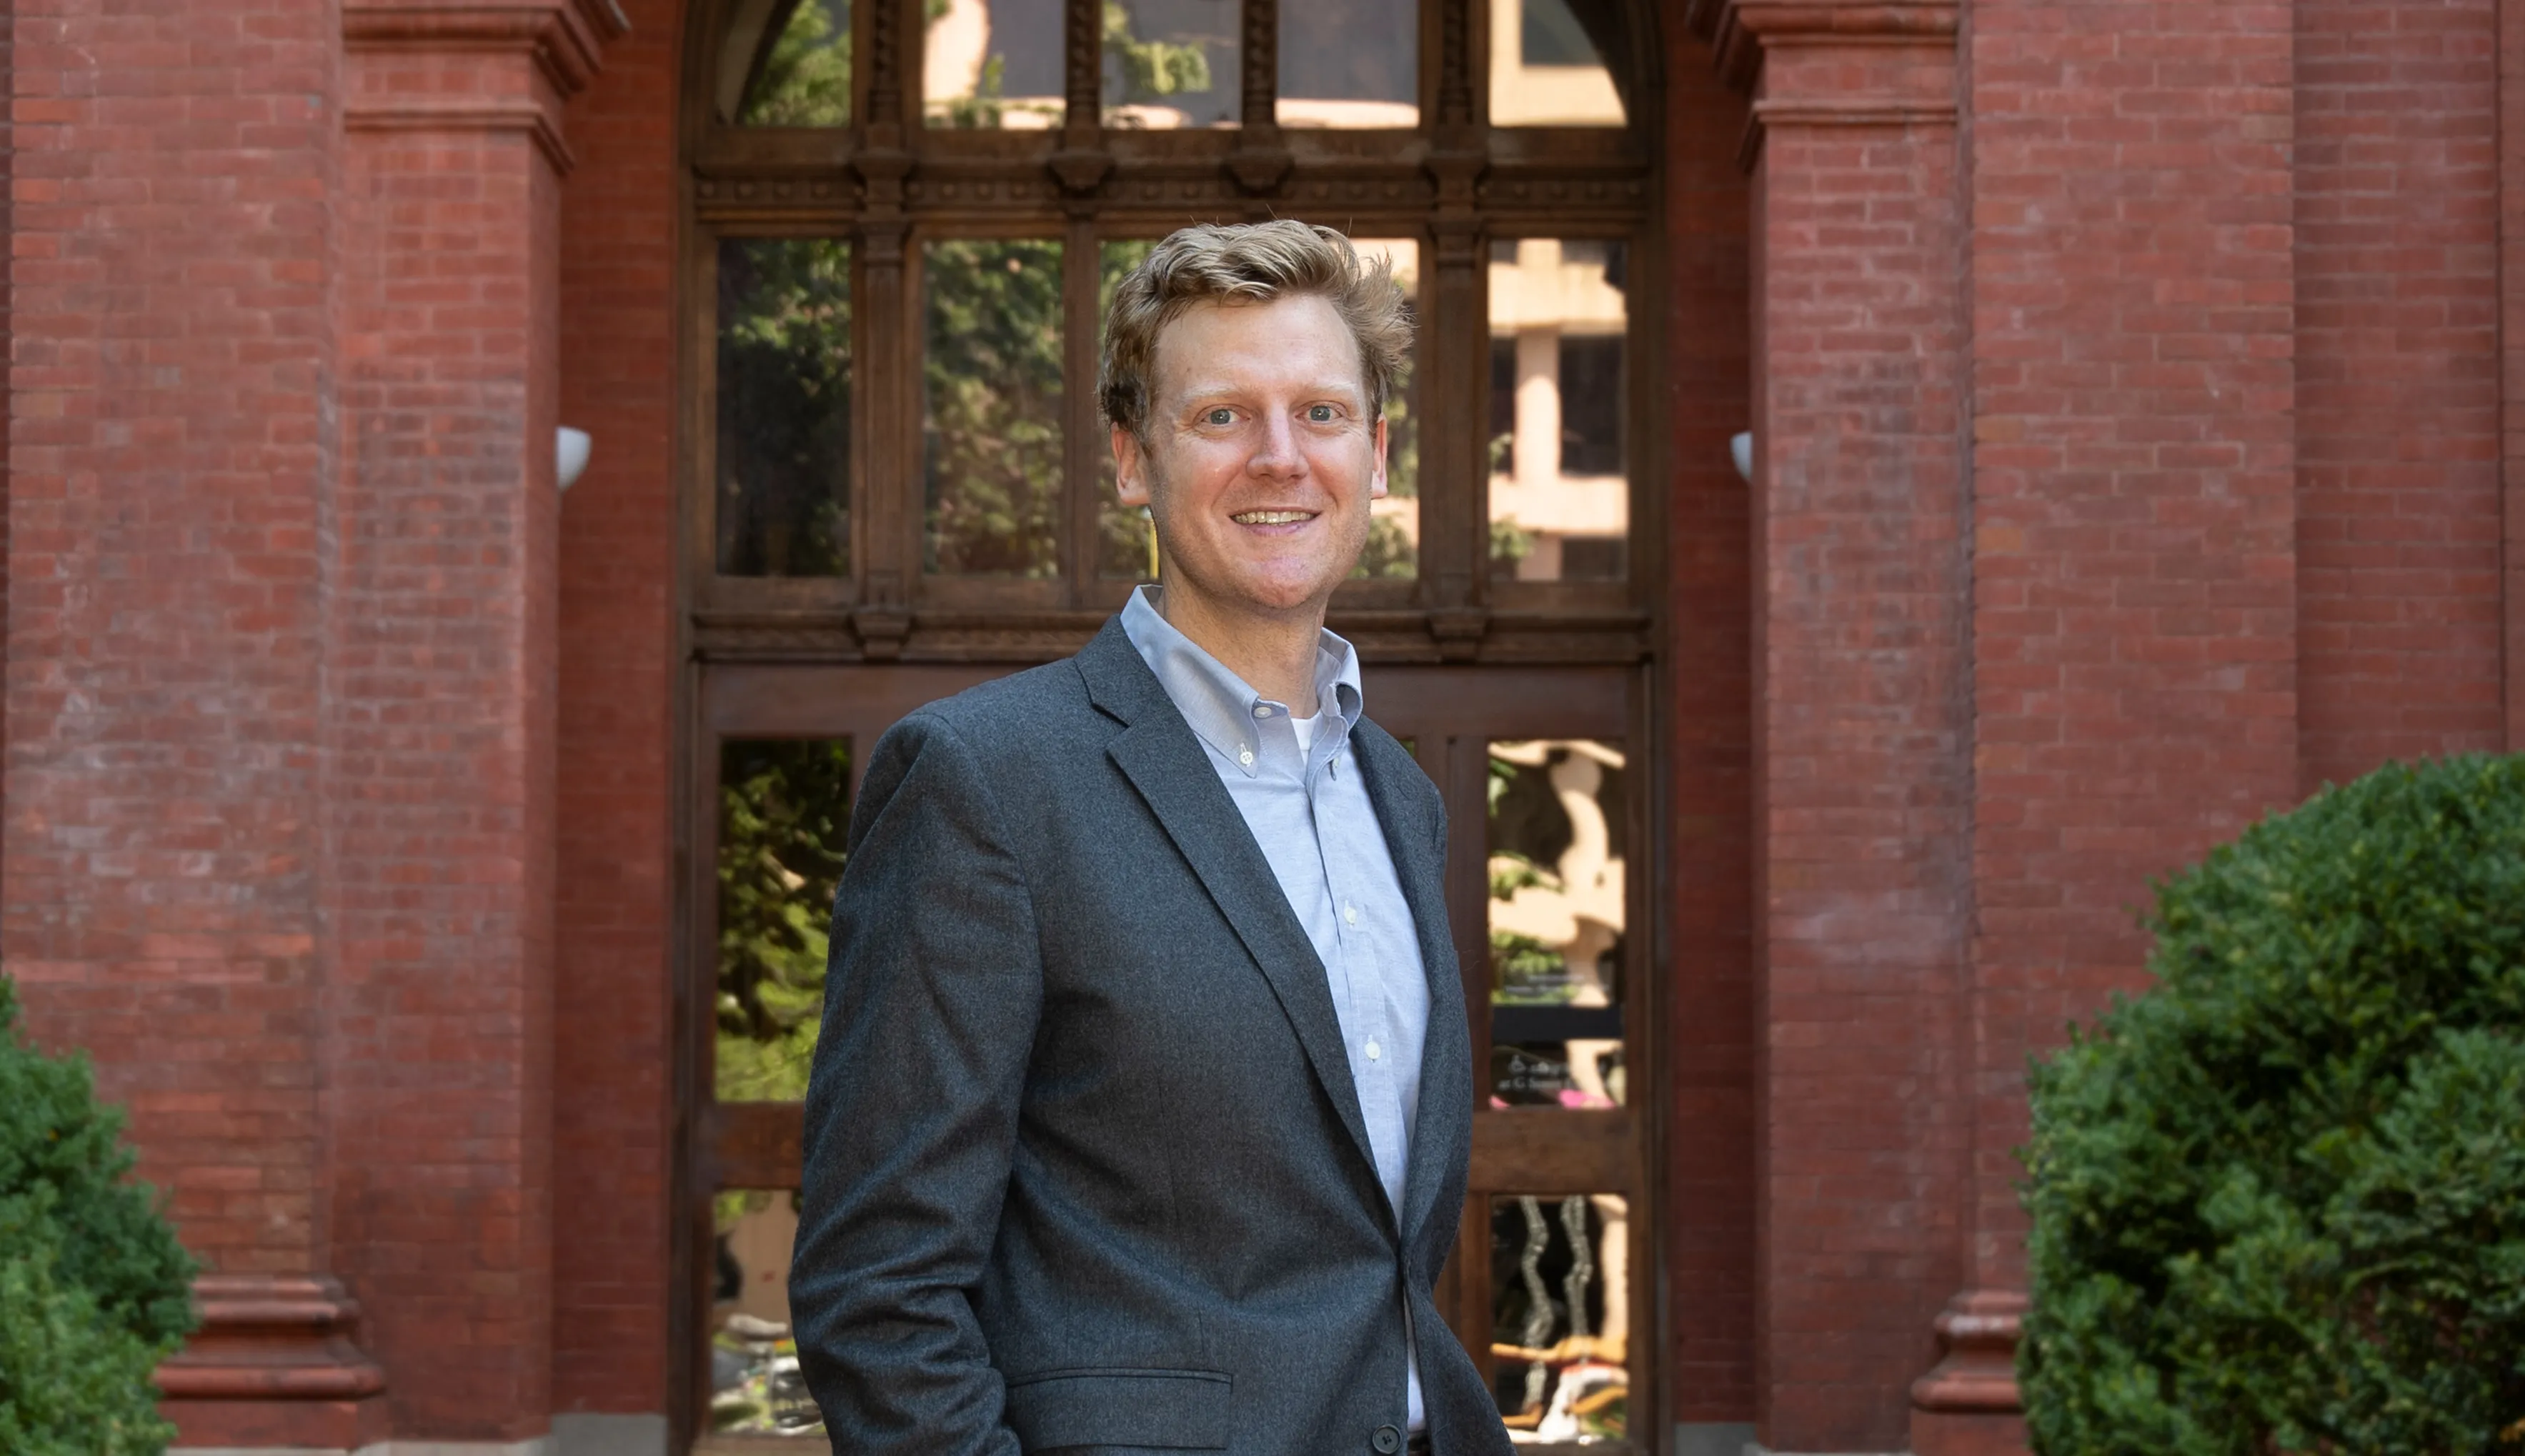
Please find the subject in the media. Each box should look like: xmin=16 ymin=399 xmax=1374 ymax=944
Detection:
xmin=673 ymin=2 xmax=1670 ymax=1450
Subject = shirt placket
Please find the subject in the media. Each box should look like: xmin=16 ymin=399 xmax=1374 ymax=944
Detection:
xmin=1313 ymin=743 xmax=1404 ymax=1210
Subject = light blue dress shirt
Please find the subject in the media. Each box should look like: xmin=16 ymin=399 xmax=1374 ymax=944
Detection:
xmin=1120 ymin=585 xmax=1431 ymax=1431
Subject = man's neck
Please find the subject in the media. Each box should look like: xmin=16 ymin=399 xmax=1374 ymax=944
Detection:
xmin=1153 ymin=586 xmax=1326 ymax=708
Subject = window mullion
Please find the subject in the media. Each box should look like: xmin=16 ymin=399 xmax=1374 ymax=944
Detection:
xmin=1060 ymin=218 xmax=1100 ymax=599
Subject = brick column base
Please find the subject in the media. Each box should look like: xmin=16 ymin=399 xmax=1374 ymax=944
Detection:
xmin=156 ymin=1276 xmax=387 ymax=1449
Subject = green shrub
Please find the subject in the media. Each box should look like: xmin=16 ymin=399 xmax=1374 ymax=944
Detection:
xmin=2019 ymin=754 xmax=2525 ymax=1455
xmin=0 ymin=975 xmax=196 ymax=1453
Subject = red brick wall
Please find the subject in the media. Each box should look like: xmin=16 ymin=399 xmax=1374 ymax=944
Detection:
xmin=5 ymin=0 xmax=342 ymax=1276
xmin=1966 ymin=0 xmax=2301 ymax=1305
xmin=1660 ymin=28 xmax=1758 ymax=1427
xmin=2507 ymin=0 xmax=2525 ymax=752
xmin=1743 ymin=24 xmax=1973 ymax=1447
xmin=327 ymin=101 xmax=564 ymax=1437
xmin=2295 ymin=0 xmax=2504 ymax=794
xmin=552 ymin=0 xmax=681 ymax=1415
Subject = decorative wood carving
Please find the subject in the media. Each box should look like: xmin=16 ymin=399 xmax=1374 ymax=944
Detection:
xmin=1437 ymin=0 xmax=1472 ymax=127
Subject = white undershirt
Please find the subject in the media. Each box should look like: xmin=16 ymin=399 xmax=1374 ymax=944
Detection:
xmin=1288 ymin=712 xmax=1321 ymax=757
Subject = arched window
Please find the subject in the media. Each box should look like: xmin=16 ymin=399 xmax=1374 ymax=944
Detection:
xmin=679 ymin=2 xmax=1666 ymax=1447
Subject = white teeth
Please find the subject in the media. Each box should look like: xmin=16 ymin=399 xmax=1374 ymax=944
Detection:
xmin=1232 ymin=510 xmax=1313 ymax=524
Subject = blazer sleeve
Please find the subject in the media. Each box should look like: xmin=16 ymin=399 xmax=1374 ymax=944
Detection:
xmin=790 ymin=710 xmax=1042 ymax=1456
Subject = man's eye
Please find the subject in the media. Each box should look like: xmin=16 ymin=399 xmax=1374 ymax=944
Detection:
xmin=1307 ymin=404 xmax=1335 ymax=422
xmin=1205 ymin=408 xmax=1235 ymax=426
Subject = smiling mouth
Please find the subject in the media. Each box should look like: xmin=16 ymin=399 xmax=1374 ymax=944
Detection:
xmin=1231 ymin=510 xmax=1316 ymax=525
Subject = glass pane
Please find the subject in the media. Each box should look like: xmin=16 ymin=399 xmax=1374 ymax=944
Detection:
xmin=925 ymin=239 xmax=1065 ymax=577
xmin=1488 ymin=239 xmax=1627 ymax=583
xmin=1096 ymin=239 xmax=1160 ymax=580
xmin=1353 ymin=238 xmax=1419 ymax=580
xmin=731 ymin=0 xmax=851 ymax=125
xmin=710 ymin=1189 xmax=822 ymax=1435
xmin=924 ymin=0 xmax=1064 ymax=129
xmin=1102 ymin=0 xmax=1238 ymax=129
xmin=1278 ymin=0 xmax=1418 ymax=129
xmin=1488 ymin=0 xmax=1625 ymax=127
xmin=1488 ymin=739 xmax=1625 ymax=1109
xmin=717 ymin=239 xmax=852 ymax=578
xmin=1490 ymin=1193 xmax=1629 ymax=1442
xmin=717 ymin=739 xmax=851 ymax=1102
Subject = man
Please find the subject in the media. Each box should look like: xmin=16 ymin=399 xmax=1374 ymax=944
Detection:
xmin=790 ymin=221 xmax=1513 ymax=1456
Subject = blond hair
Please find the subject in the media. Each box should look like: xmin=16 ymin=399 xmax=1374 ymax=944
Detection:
xmin=1097 ymin=221 xmax=1414 ymax=441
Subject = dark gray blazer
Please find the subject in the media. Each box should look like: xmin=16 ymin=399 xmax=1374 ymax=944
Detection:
xmin=791 ymin=620 xmax=1513 ymax=1456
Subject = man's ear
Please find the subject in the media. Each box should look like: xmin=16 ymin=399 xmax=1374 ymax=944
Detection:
xmin=1369 ymin=413 xmax=1389 ymax=501
xmin=1112 ymin=424 xmax=1150 ymax=508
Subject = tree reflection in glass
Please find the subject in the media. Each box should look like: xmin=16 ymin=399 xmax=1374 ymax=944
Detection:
xmin=1351 ymin=238 xmax=1418 ymax=580
xmin=1100 ymin=0 xmax=1235 ymax=129
xmin=1097 ymin=239 xmax=1157 ymax=580
xmin=925 ymin=239 xmax=1065 ymax=577
xmin=716 ymin=739 xmax=851 ymax=1103
xmin=734 ymin=0 xmax=851 ymax=126
xmin=717 ymin=239 xmax=852 ymax=577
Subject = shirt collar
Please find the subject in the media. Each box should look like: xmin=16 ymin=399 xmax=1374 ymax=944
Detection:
xmin=1119 ymin=585 xmax=1363 ymax=777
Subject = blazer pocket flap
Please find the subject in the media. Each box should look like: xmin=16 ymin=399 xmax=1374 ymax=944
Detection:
xmin=1002 ymin=1367 xmax=1231 ymax=1451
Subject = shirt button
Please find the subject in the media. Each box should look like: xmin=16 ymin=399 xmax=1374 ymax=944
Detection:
xmin=1237 ymin=749 xmax=1254 ymax=767
xmin=1343 ymin=903 xmax=1358 ymax=925
xmin=1252 ymin=704 xmax=1273 ymax=719
xmin=1365 ymin=1039 xmax=1382 ymax=1062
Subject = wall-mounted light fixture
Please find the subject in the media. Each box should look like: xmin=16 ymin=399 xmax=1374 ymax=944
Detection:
xmin=557 ymin=427 xmax=593 ymax=492
xmin=1730 ymin=431 xmax=1753 ymax=484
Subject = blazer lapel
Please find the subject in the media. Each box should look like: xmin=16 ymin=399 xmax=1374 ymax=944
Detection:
xmin=1350 ymin=720 xmax=1473 ymax=1249
xmin=1077 ymin=624 xmax=1383 ymax=1188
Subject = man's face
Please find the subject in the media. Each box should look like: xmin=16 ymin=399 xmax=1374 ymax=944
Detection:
xmin=1113 ymin=292 xmax=1387 ymax=625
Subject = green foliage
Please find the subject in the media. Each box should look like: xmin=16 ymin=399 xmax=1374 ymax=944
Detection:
xmin=717 ymin=239 xmax=852 ymax=577
xmin=1353 ymin=516 xmax=1415 ymax=580
xmin=925 ymin=239 xmax=1066 ymax=577
xmin=1488 ymin=515 xmax=1535 ymax=574
xmin=0 ymin=977 xmax=196 ymax=1452
xmin=1102 ymin=3 xmax=1210 ymax=106
xmin=2019 ymin=754 xmax=2525 ymax=1456
xmin=736 ymin=0 xmax=850 ymax=126
xmin=717 ymin=739 xmax=854 ymax=1102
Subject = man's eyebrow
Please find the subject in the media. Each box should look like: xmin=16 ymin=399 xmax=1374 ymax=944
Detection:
xmin=1170 ymin=379 xmax=1366 ymax=407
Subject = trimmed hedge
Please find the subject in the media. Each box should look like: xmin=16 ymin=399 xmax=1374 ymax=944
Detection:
xmin=0 ymin=976 xmax=196 ymax=1455
xmin=2019 ymin=754 xmax=2525 ymax=1455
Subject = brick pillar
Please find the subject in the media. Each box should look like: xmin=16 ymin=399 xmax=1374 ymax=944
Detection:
xmin=326 ymin=0 xmax=620 ymax=1440
xmin=2504 ymin=0 xmax=2525 ymax=750
xmin=1718 ymin=4 xmax=1972 ymax=1450
xmin=1920 ymin=4 xmax=2301 ymax=1453
xmin=4 ymin=0 xmax=389 ymax=1443
xmin=552 ymin=0 xmax=678 ymax=1424
xmin=7 ymin=0 xmax=617 ymax=1445
xmin=2295 ymin=0 xmax=2501 ymax=792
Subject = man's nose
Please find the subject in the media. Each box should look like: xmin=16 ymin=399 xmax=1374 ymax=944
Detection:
xmin=1247 ymin=410 xmax=1305 ymax=479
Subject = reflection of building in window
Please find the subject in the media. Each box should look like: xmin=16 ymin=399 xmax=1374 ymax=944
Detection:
xmin=1276 ymin=0 xmax=1418 ymax=129
xmin=711 ymin=1192 xmax=823 ymax=1436
xmin=1488 ymin=0 xmax=1625 ymax=128
xmin=924 ymin=0 xmax=1065 ymax=128
xmin=1490 ymin=1192 xmax=1629 ymax=1442
xmin=1489 ymin=239 xmax=1628 ymax=582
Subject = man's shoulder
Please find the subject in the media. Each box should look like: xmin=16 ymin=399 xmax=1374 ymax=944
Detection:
xmin=907 ymin=656 xmax=1092 ymax=734
xmin=879 ymin=652 xmax=1119 ymax=780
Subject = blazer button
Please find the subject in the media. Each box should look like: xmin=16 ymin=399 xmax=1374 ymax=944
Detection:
xmin=1371 ymin=1425 xmax=1402 ymax=1454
